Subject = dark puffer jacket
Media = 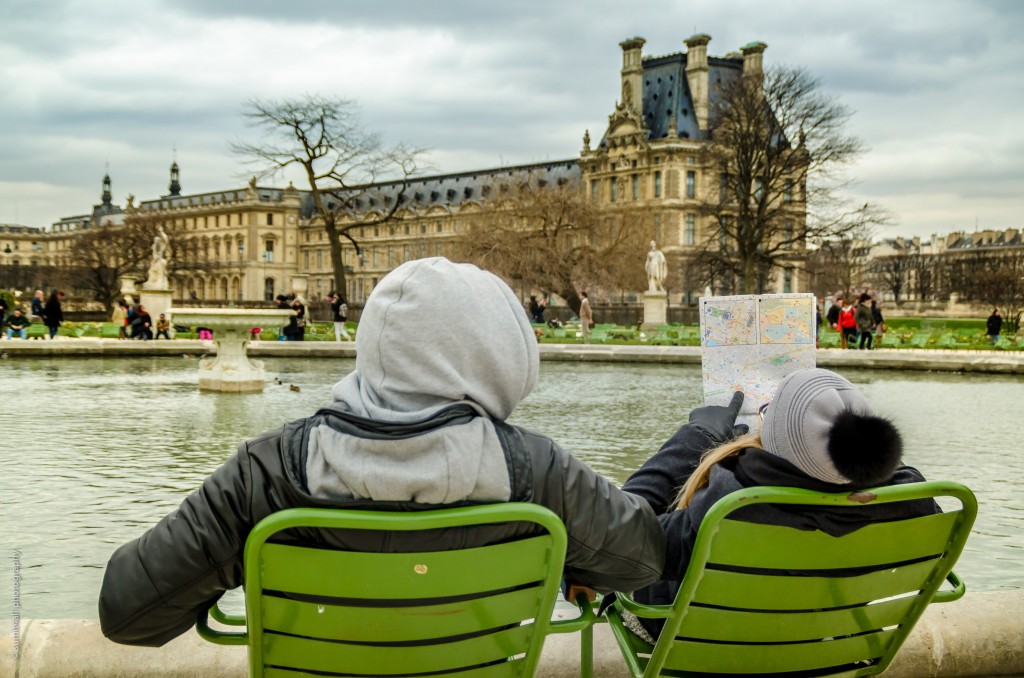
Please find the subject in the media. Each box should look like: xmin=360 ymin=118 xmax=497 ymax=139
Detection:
xmin=99 ymin=405 xmax=666 ymax=647
xmin=621 ymin=423 xmax=938 ymax=638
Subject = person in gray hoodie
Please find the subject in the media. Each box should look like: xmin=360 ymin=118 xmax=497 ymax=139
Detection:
xmin=98 ymin=257 xmax=666 ymax=647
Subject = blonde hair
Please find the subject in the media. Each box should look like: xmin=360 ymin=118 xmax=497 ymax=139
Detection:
xmin=676 ymin=433 xmax=763 ymax=509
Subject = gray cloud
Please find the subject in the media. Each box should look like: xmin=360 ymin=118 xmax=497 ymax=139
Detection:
xmin=1 ymin=0 xmax=1022 ymax=239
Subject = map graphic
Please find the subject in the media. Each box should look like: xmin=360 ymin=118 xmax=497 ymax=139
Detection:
xmin=699 ymin=293 xmax=816 ymax=429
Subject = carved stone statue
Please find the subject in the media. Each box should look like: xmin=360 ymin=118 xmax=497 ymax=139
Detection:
xmin=145 ymin=227 xmax=171 ymax=289
xmin=645 ymin=241 xmax=667 ymax=292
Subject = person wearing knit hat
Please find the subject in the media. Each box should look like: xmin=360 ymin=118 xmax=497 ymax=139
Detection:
xmin=619 ymin=367 xmax=937 ymax=643
xmin=99 ymin=257 xmax=666 ymax=647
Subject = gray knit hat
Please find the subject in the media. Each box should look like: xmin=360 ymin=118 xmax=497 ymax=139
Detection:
xmin=760 ymin=368 xmax=903 ymax=486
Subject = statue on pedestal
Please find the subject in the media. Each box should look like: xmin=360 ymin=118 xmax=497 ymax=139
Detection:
xmin=145 ymin=227 xmax=171 ymax=289
xmin=645 ymin=241 xmax=667 ymax=292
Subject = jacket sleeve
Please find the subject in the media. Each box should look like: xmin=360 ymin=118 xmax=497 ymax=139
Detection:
xmin=524 ymin=432 xmax=666 ymax=594
xmin=621 ymin=423 xmax=719 ymax=515
xmin=98 ymin=448 xmax=253 ymax=646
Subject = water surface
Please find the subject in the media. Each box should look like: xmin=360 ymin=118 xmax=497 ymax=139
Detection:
xmin=0 ymin=358 xmax=1019 ymax=619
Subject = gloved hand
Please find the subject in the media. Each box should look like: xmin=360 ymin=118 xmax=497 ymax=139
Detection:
xmin=687 ymin=391 xmax=748 ymax=443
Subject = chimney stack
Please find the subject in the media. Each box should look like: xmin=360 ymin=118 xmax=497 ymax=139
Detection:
xmin=619 ymin=37 xmax=646 ymax=114
xmin=741 ymin=41 xmax=768 ymax=79
xmin=685 ymin=34 xmax=711 ymax=129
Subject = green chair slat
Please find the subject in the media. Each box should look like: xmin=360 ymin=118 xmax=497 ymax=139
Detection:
xmin=262 ymin=619 xmax=534 ymax=675
xmin=26 ymin=324 xmax=47 ymax=338
xmin=261 ymin=585 xmax=545 ymax=643
xmin=707 ymin=511 xmax=960 ymax=570
xmin=676 ymin=594 xmax=918 ymax=643
xmin=260 ymin=534 xmax=551 ymax=600
xmin=692 ymin=558 xmax=938 ymax=610
xmin=663 ymin=630 xmax=896 ymax=674
xmin=264 ymin=658 xmax=524 ymax=678
xmin=607 ymin=482 xmax=976 ymax=678
xmin=100 ymin=323 xmax=122 ymax=338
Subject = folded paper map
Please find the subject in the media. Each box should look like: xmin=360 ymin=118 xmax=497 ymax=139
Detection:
xmin=699 ymin=293 xmax=817 ymax=430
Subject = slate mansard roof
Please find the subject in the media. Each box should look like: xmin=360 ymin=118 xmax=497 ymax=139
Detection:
xmin=638 ymin=54 xmax=742 ymax=142
xmin=298 ymin=159 xmax=580 ymax=220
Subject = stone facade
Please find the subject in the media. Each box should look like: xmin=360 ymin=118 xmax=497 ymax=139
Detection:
xmin=15 ymin=34 xmax=815 ymax=305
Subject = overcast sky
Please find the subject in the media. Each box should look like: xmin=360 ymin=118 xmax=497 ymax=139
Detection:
xmin=1 ymin=0 xmax=1021 ymax=239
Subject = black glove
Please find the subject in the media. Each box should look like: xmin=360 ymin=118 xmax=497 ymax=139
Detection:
xmin=687 ymin=391 xmax=748 ymax=443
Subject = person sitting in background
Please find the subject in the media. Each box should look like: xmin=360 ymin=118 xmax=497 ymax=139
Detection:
xmin=528 ymin=295 xmax=546 ymax=324
xmin=98 ymin=257 xmax=665 ymax=647
xmin=155 ymin=314 xmax=171 ymax=340
xmin=0 ymin=295 xmax=8 ymax=337
xmin=618 ymin=369 xmax=937 ymax=643
xmin=5 ymin=308 xmax=30 ymax=340
xmin=131 ymin=305 xmax=153 ymax=340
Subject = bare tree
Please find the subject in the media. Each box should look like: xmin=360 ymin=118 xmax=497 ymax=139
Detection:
xmin=871 ymin=254 xmax=912 ymax=303
xmin=806 ymin=223 xmax=875 ymax=299
xmin=907 ymin=252 xmax=940 ymax=302
xmin=695 ymin=66 xmax=887 ymax=293
xmin=946 ymin=250 xmax=1024 ymax=332
xmin=66 ymin=213 xmax=212 ymax=311
xmin=67 ymin=221 xmax=151 ymax=312
xmin=232 ymin=96 xmax=426 ymax=296
xmin=452 ymin=176 xmax=650 ymax=314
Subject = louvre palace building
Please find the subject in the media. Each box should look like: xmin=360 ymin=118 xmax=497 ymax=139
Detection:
xmin=2 ymin=34 xmax=808 ymax=306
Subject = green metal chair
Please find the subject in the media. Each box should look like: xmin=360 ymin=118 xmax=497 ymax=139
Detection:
xmin=100 ymin=322 xmax=122 ymax=339
xmin=606 ymin=482 xmax=976 ymax=678
xmin=197 ymin=503 xmax=596 ymax=678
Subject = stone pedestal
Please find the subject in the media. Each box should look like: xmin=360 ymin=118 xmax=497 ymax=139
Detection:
xmin=172 ymin=308 xmax=295 ymax=393
xmin=119 ymin=276 xmax=139 ymax=305
xmin=642 ymin=291 xmax=668 ymax=329
xmin=140 ymin=287 xmax=173 ymax=325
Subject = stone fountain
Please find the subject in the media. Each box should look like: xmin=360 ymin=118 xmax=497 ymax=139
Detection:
xmin=171 ymin=307 xmax=295 ymax=393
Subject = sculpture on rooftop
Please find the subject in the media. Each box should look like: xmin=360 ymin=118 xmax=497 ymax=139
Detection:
xmin=645 ymin=241 xmax=667 ymax=292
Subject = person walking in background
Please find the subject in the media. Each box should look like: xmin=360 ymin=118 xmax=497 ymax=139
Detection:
xmin=5 ymin=308 xmax=30 ymax=340
xmin=44 ymin=290 xmax=64 ymax=339
xmin=290 ymin=296 xmax=307 ymax=342
xmin=855 ymin=293 xmax=874 ymax=350
xmin=871 ymin=299 xmax=886 ymax=347
xmin=826 ymin=297 xmax=842 ymax=333
xmin=579 ymin=290 xmax=593 ymax=344
xmin=528 ymin=295 xmax=546 ymax=324
xmin=330 ymin=291 xmax=351 ymax=341
xmin=111 ymin=300 xmax=128 ymax=340
xmin=987 ymin=308 xmax=1003 ymax=347
xmin=838 ymin=299 xmax=857 ymax=349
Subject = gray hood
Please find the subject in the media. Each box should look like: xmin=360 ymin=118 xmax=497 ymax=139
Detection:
xmin=306 ymin=257 xmax=539 ymax=504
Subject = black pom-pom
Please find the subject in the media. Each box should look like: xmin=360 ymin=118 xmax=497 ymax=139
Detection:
xmin=827 ymin=410 xmax=903 ymax=486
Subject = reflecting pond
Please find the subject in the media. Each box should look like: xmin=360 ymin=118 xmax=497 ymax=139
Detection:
xmin=0 ymin=357 xmax=1020 ymax=619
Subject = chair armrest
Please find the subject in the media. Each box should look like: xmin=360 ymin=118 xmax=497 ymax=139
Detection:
xmin=612 ymin=591 xmax=675 ymax=619
xmin=932 ymin=570 xmax=966 ymax=603
xmin=550 ymin=592 xmax=597 ymax=634
xmin=195 ymin=601 xmax=249 ymax=645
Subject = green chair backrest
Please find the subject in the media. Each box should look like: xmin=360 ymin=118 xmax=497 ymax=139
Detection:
xmin=100 ymin=322 xmax=122 ymax=338
xmin=608 ymin=482 xmax=976 ymax=678
xmin=198 ymin=503 xmax=594 ymax=678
